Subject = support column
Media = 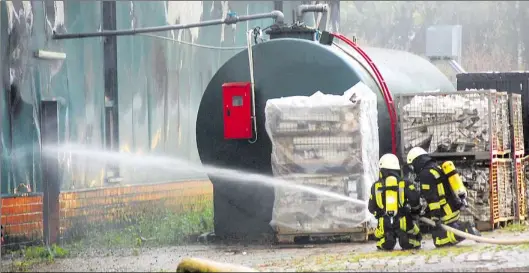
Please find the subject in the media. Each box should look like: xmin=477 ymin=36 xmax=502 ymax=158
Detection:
xmin=103 ymin=1 xmax=121 ymax=183
xmin=41 ymin=100 xmax=60 ymax=245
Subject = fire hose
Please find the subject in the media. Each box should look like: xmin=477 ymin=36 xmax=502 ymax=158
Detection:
xmin=176 ymin=219 xmax=529 ymax=272
xmin=419 ymin=217 xmax=529 ymax=245
xmin=177 ymin=257 xmax=258 ymax=272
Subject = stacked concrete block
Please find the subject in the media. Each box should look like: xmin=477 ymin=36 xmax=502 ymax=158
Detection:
xmin=525 ymin=159 xmax=529 ymax=219
xmin=459 ymin=166 xmax=490 ymax=223
xmin=497 ymin=159 xmax=514 ymax=219
xmin=510 ymin=94 xmax=525 ymax=155
xmin=265 ymin=82 xmax=379 ymax=234
xmin=398 ymin=90 xmax=509 ymax=156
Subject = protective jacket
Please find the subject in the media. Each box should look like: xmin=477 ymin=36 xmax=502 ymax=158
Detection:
xmin=368 ymin=169 xmax=422 ymax=250
xmin=411 ymin=154 xmax=481 ymax=247
xmin=411 ymin=155 xmax=463 ymax=224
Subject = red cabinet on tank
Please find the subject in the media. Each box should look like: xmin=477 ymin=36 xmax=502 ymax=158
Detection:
xmin=222 ymin=82 xmax=253 ymax=139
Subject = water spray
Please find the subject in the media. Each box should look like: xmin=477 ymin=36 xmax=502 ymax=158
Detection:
xmin=42 ymin=144 xmax=367 ymax=207
xmin=43 ymin=144 xmax=529 ymax=247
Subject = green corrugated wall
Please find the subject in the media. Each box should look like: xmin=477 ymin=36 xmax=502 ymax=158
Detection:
xmin=2 ymin=1 xmax=303 ymax=193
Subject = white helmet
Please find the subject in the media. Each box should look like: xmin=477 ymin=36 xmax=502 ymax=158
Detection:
xmin=407 ymin=147 xmax=428 ymax=165
xmin=379 ymin=153 xmax=401 ymax=171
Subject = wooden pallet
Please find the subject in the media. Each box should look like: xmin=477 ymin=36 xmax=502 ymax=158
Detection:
xmin=490 ymin=158 xmax=500 ymax=224
xmin=275 ymin=225 xmax=368 ymax=244
xmin=515 ymin=156 xmax=527 ymax=221
xmin=476 ymin=217 xmax=516 ymax=231
xmin=495 ymin=217 xmax=516 ymax=229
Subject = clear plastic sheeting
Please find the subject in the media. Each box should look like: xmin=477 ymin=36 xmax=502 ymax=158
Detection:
xmin=265 ymin=82 xmax=379 ymax=234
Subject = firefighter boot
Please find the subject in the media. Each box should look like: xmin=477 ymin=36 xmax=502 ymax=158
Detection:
xmin=397 ymin=232 xmax=421 ymax=250
xmin=376 ymin=232 xmax=397 ymax=251
xmin=461 ymin=221 xmax=481 ymax=237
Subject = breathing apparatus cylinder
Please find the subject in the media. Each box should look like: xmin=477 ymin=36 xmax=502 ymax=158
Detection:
xmin=384 ymin=176 xmax=399 ymax=222
xmin=441 ymin=161 xmax=467 ymax=200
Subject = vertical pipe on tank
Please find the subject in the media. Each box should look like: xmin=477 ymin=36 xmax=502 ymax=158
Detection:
xmin=246 ymin=30 xmax=257 ymax=143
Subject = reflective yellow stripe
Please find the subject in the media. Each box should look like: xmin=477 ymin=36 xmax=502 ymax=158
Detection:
xmin=437 ymin=183 xmax=446 ymax=196
xmin=409 ymin=184 xmax=416 ymax=190
xmin=429 ymin=169 xmax=441 ymax=179
xmin=375 ymin=217 xmax=385 ymax=238
xmin=409 ymin=239 xmax=421 ymax=247
xmin=428 ymin=202 xmax=441 ymax=210
xmin=447 ymin=231 xmax=457 ymax=243
xmin=408 ymin=224 xmax=420 ymax=235
xmin=370 ymin=194 xmax=373 ymax=200
xmin=435 ymin=236 xmax=452 ymax=246
xmin=375 ymin=183 xmax=384 ymax=209
xmin=443 ymin=203 xmax=453 ymax=216
xmin=440 ymin=198 xmax=447 ymax=205
xmin=376 ymin=237 xmax=386 ymax=247
xmin=399 ymin=217 xmax=407 ymax=232
xmin=421 ymin=184 xmax=430 ymax=190
xmin=442 ymin=210 xmax=460 ymax=224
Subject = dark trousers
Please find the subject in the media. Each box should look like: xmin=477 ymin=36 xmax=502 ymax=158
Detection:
xmin=374 ymin=215 xmax=422 ymax=250
xmin=431 ymin=221 xmax=477 ymax=247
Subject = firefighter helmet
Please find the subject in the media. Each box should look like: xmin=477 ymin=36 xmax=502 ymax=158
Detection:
xmin=379 ymin=153 xmax=401 ymax=170
xmin=407 ymin=147 xmax=428 ymax=165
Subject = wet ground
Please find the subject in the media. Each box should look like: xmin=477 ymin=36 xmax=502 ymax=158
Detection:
xmin=6 ymin=229 xmax=529 ymax=272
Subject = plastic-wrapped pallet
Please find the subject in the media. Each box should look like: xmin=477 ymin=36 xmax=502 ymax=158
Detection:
xmin=265 ymin=82 xmax=379 ymax=233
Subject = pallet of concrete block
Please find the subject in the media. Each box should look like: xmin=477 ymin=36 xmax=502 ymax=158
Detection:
xmin=265 ymin=90 xmax=367 ymax=136
xmin=265 ymin=82 xmax=379 ymax=176
xmin=270 ymin=173 xmax=369 ymax=235
xmin=397 ymin=89 xmax=510 ymax=158
xmin=265 ymin=105 xmax=360 ymax=136
xmin=270 ymin=135 xmax=364 ymax=175
xmin=509 ymin=94 xmax=525 ymax=155
xmin=497 ymin=93 xmax=511 ymax=153
xmin=514 ymin=157 xmax=526 ymax=220
xmin=459 ymin=164 xmax=491 ymax=224
xmin=525 ymin=157 xmax=529 ymax=219
xmin=495 ymin=158 xmax=514 ymax=221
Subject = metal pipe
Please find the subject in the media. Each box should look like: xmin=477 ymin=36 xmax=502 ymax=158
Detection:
xmin=246 ymin=30 xmax=258 ymax=144
xmin=296 ymin=4 xmax=329 ymax=22
xmin=52 ymin=10 xmax=285 ymax=40
xmin=448 ymin=59 xmax=467 ymax=74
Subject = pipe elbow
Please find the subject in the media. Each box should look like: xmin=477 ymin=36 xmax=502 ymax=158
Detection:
xmin=270 ymin=10 xmax=285 ymax=25
xmin=313 ymin=3 xmax=329 ymax=13
xmin=297 ymin=4 xmax=329 ymax=17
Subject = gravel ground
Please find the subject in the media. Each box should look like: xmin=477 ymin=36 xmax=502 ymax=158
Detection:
xmin=5 ymin=230 xmax=529 ymax=272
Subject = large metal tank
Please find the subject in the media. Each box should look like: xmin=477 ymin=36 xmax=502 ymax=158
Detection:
xmin=196 ymin=29 xmax=455 ymax=240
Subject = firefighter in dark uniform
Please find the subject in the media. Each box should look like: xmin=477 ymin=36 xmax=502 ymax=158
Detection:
xmin=369 ymin=153 xmax=422 ymax=251
xmin=406 ymin=147 xmax=481 ymax=248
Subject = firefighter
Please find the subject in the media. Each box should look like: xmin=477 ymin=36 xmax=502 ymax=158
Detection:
xmin=368 ymin=153 xmax=422 ymax=251
xmin=406 ymin=147 xmax=481 ymax=248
